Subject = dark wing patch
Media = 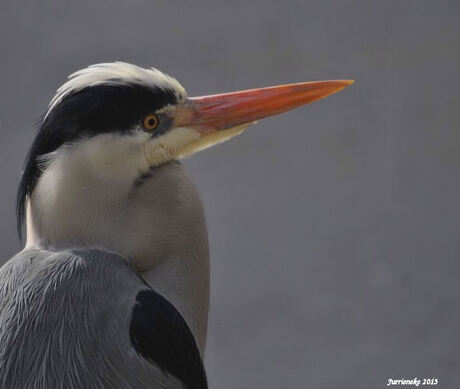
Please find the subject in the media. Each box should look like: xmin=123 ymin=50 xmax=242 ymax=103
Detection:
xmin=130 ymin=290 xmax=208 ymax=389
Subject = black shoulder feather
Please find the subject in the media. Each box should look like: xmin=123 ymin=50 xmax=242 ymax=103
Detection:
xmin=130 ymin=289 xmax=208 ymax=389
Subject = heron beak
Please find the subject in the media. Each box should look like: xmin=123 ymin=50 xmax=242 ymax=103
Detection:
xmin=172 ymin=79 xmax=353 ymax=157
xmin=175 ymin=80 xmax=353 ymax=131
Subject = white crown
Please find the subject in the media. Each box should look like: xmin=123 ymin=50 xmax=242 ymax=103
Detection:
xmin=46 ymin=62 xmax=187 ymax=119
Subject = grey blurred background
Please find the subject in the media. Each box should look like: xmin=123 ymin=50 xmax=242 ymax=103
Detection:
xmin=1 ymin=1 xmax=459 ymax=387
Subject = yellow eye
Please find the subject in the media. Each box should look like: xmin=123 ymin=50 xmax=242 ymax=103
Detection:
xmin=141 ymin=114 xmax=159 ymax=132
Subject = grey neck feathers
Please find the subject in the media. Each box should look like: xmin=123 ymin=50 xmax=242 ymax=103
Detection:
xmin=25 ymin=144 xmax=210 ymax=352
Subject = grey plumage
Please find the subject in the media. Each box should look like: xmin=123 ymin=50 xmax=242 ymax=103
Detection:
xmin=0 ymin=248 xmax=183 ymax=389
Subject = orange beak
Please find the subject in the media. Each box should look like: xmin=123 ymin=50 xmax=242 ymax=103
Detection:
xmin=174 ymin=80 xmax=353 ymax=133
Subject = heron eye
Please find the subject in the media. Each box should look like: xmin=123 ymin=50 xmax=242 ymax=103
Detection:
xmin=141 ymin=114 xmax=159 ymax=132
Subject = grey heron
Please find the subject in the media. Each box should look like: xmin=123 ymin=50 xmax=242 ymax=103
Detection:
xmin=0 ymin=62 xmax=352 ymax=388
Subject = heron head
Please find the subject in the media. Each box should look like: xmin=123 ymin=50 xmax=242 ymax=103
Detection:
xmin=17 ymin=62 xmax=352 ymax=237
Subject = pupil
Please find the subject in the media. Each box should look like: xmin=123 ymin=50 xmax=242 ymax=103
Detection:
xmin=148 ymin=118 xmax=155 ymax=126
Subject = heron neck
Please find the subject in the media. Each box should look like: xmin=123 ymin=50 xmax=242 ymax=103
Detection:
xmin=25 ymin=161 xmax=210 ymax=353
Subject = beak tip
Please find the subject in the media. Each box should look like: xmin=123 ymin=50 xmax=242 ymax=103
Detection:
xmin=330 ymin=80 xmax=354 ymax=95
xmin=337 ymin=80 xmax=355 ymax=88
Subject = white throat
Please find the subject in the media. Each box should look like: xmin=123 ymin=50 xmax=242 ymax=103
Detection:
xmin=25 ymin=133 xmax=210 ymax=352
